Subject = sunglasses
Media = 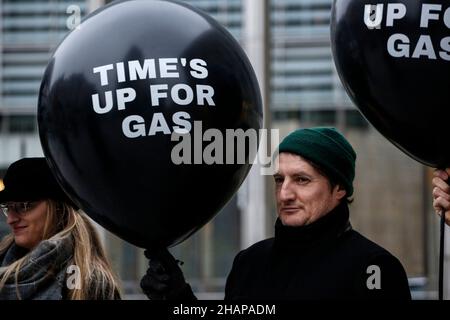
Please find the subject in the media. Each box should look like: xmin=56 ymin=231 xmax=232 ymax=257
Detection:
xmin=0 ymin=201 xmax=40 ymax=217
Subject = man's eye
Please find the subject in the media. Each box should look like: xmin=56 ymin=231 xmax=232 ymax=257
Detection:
xmin=274 ymin=176 xmax=283 ymax=184
xmin=296 ymin=177 xmax=310 ymax=184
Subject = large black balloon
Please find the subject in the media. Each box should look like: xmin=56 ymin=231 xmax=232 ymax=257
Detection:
xmin=38 ymin=0 xmax=262 ymax=248
xmin=331 ymin=0 xmax=450 ymax=167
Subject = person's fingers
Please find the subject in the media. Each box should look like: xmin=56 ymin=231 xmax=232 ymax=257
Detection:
xmin=145 ymin=248 xmax=179 ymax=272
xmin=445 ymin=168 xmax=450 ymax=177
xmin=434 ymin=169 xmax=448 ymax=180
xmin=141 ymin=274 xmax=169 ymax=292
xmin=433 ymin=187 xmax=439 ymax=199
xmin=433 ymin=196 xmax=450 ymax=213
xmin=146 ymin=268 xmax=170 ymax=282
xmin=153 ymin=248 xmax=183 ymax=275
xmin=144 ymin=248 xmax=185 ymax=285
xmin=148 ymin=259 xmax=166 ymax=274
xmin=433 ymin=197 xmax=443 ymax=212
xmin=433 ymin=200 xmax=450 ymax=227
xmin=433 ymin=187 xmax=450 ymax=201
xmin=432 ymin=177 xmax=450 ymax=193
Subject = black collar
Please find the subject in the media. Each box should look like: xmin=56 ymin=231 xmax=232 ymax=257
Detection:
xmin=274 ymin=202 xmax=351 ymax=250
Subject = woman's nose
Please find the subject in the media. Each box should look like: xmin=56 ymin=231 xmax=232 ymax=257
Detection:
xmin=6 ymin=210 xmax=20 ymax=224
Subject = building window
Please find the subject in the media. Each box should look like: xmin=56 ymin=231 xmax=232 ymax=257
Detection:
xmin=7 ymin=115 xmax=37 ymax=133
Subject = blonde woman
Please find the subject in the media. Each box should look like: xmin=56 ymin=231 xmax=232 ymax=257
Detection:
xmin=0 ymin=158 xmax=121 ymax=300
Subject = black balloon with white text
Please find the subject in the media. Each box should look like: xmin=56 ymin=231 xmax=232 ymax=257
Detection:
xmin=38 ymin=0 xmax=263 ymax=248
xmin=331 ymin=0 xmax=450 ymax=167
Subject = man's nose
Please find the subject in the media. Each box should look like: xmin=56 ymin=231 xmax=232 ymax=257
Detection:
xmin=279 ymin=181 xmax=295 ymax=202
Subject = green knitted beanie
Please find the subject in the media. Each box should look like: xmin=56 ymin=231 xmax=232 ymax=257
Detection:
xmin=278 ymin=127 xmax=356 ymax=196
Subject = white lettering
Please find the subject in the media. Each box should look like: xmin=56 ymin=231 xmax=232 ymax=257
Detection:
xmin=364 ymin=4 xmax=383 ymax=29
xmin=148 ymin=113 xmax=171 ymax=135
xmin=128 ymin=59 xmax=157 ymax=80
xmin=412 ymin=35 xmax=436 ymax=59
xmin=93 ymin=64 xmax=114 ymax=86
xmin=116 ymin=87 xmax=136 ymax=110
xmin=150 ymin=84 xmax=168 ymax=106
xmin=387 ymin=33 xmax=410 ymax=58
xmin=190 ymin=59 xmax=208 ymax=79
xmin=116 ymin=62 xmax=126 ymax=83
xmin=197 ymin=85 xmax=215 ymax=106
xmin=92 ymin=91 xmax=114 ymax=114
xmin=159 ymin=58 xmax=179 ymax=78
xmin=440 ymin=37 xmax=450 ymax=61
xmin=444 ymin=7 xmax=450 ymax=29
xmin=122 ymin=115 xmax=146 ymax=138
xmin=171 ymin=84 xmax=194 ymax=106
xmin=386 ymin=3 xmax=406 ymax=27
xmin=421 ymin=4 xmax=442 ymax=28
xmin=172 ymin=111 xmax=192 ymax=134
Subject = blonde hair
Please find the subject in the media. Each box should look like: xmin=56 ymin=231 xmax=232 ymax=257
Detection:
xmin=0 ymin=200 xmax=121 ymax=300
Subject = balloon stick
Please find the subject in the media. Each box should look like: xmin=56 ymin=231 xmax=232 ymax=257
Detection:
xmin=439 ymin=209 xmax=445 ymax=300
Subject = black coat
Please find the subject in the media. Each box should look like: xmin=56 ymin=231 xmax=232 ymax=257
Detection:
xmin=224 ymin=203 xmax=411 ymax=300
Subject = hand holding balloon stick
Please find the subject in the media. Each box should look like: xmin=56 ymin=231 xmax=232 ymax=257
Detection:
xmin=433 ymin=169 xmax=450 ymax=226
xmin=140 ymin=248 xmax=196 ymax=300
xmin=433 ymin=169 xmax=450 ymax=300
xmin=331 ymin=0 xmax=450 ymax=299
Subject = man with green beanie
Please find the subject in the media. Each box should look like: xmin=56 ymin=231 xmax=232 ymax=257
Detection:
xmin=140 ymin=127 xmax=411 ymax=300
xmin=224 ymin=127 xmax=411 ymax=299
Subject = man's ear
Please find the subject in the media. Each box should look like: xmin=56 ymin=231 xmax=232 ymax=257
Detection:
xmin=334 ymin=185 xmax=347 ymax=200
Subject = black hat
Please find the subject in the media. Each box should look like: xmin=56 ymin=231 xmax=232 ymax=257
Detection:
xmin=0 ymin=157 xmax=76 ymax=207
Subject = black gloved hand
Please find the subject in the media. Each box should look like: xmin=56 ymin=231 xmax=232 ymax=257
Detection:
xmin=140 ymin=248 xmax=197 ymax=300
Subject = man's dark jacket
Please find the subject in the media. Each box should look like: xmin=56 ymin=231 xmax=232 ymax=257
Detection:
xmin=225 ymin=202 xmax=411 ymax=300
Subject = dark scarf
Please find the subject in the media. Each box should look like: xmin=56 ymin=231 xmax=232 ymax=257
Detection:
xmin=274 ymin=201 xmax=352 ymax=250
xmin=0 ymin=237 xmax=73 ymax=300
